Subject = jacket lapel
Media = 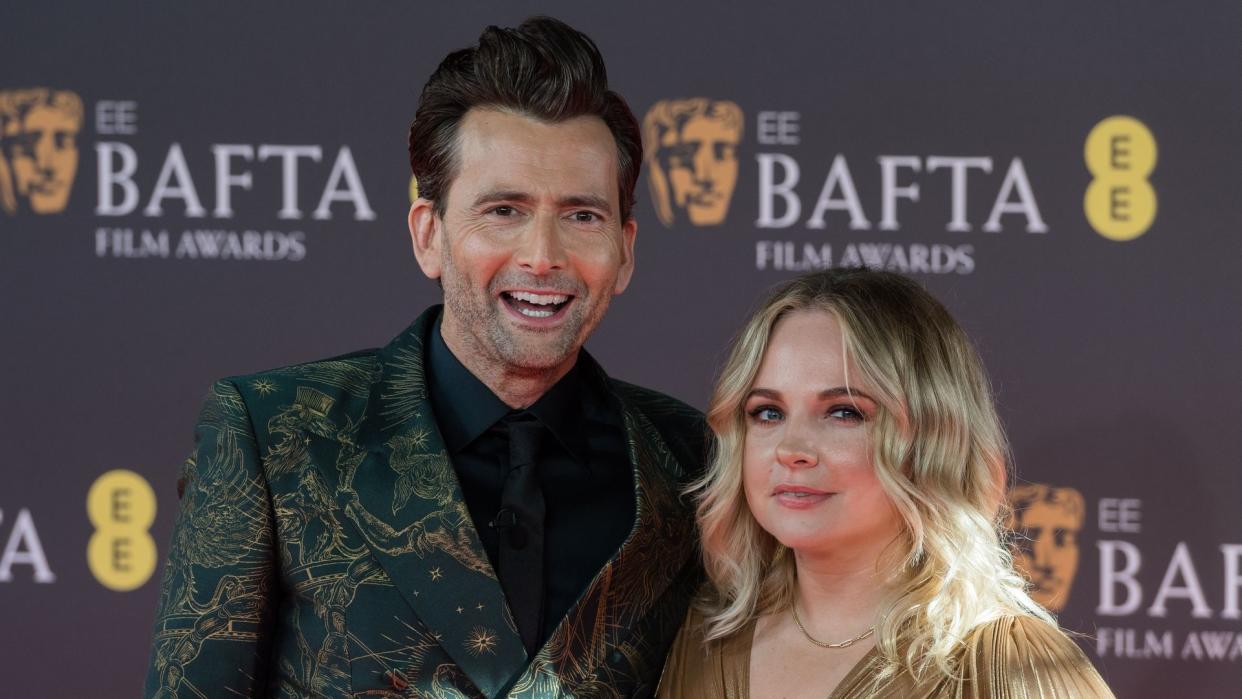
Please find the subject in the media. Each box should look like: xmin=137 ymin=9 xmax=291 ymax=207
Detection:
xmin=309 ymin=307 xmax=527 ymax=698
xmin=513 ymin=379 xmax=699 ymax=693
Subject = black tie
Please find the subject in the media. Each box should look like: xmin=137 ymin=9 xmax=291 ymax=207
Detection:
xmin=493 ymin=412 xmax=545 ymax=657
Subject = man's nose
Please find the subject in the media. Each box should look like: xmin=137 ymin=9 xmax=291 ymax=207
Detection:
xmin=513 ymin=214 xmax=567 ymax=275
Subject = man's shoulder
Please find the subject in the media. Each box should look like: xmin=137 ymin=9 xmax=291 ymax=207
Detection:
xmin=608 ymin=379 xmax=703 ymax=425
xmin=608 ymin=379 xmax=708 ymax=477
xmin=213 ymin=348 xmax=382 ymax=420
xmin=226 ymin=348 xmax=381 ymax=390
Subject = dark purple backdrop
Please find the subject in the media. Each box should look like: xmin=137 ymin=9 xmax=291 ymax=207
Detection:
xmin=2 ymin=2 xmax=1240 ymax=696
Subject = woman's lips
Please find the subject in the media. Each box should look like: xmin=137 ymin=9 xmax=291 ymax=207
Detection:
xmin=773 ymin=485 xmax=834 ymax=509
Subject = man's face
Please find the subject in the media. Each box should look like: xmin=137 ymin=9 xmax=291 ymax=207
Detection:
xmin=1011 ymin=501 xmax=1081 ymax=611
xmin=661 ymin=114 xmax=738 ymax=225
xmin=12 ymin=105 xmax=79 ymax=213
xmin=423 ymin=108 xmax=635 ymax=376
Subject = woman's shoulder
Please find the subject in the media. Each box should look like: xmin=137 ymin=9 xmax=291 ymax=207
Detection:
xmin=961 ymin=615 xmax=1116 ymax=698
xmin=965 ymin=614 xmax=1084 ymax=657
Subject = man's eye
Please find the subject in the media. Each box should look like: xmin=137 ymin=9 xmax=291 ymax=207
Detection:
xmin=571 ymin=211 xmax=598 ymax=223
xmin=490 ymin=206 xmax=516 ymax=216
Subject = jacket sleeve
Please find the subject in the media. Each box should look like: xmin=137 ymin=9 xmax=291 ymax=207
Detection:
xmin=966 ymin=616 xmax=1117 ymax=699
xmin=144 ymin=379 xmax=278 ymax=698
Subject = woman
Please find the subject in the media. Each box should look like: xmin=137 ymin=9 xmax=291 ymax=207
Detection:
xmin=658 ymin=269 xmax=1113 ymax=698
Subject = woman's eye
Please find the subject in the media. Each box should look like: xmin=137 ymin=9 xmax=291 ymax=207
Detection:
xmin=828 ymin=405 xmax=865 ymax=422
xmin=748 ymin=406 xmax=783 ymax=423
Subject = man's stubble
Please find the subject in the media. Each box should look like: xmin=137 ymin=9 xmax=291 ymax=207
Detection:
xmin=438 ymin=240 xmax=612 ymax=376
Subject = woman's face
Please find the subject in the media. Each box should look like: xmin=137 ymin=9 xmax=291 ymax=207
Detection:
xmin=742 ymin=309 xmax=902 ymax=561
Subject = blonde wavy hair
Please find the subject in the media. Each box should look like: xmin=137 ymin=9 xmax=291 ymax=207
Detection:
xmin=690 ymin=268 xmax=1052 ymax=681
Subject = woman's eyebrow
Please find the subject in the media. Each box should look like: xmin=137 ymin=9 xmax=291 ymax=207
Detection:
xmin=747 ymin=386 xmax=875 ymax=402
xmin=819 ymin=387 xmax=876 ymax=402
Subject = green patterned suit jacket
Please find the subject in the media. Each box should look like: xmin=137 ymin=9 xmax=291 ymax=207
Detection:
xmin=144 ymin=307 xmax=707 ymax=698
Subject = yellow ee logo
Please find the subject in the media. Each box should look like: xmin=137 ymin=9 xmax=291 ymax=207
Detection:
xmin=1084 ymin=115 xmax=1157 ymax=241
xmin=409 ymin=174 xmax=419 ymax=203
xmin=87 ymin=469 xmax=157 ymax=591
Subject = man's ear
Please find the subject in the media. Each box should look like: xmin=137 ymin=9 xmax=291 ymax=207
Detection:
xmin=409 ymin=197 xmax=442 ymax=280
xmin=613 ymin=217 xmax=638 ymax=295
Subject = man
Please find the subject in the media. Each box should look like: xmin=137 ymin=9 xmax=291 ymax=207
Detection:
xmin=145 ymin=17 xmax=706 ymax=698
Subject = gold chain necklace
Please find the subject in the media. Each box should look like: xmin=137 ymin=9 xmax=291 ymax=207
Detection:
xmin=791 ymin=602 xmax=875 ymax=649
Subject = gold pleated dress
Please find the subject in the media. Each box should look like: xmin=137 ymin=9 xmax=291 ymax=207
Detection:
xmin=657 ymin=609 xmax=1116 ymax=698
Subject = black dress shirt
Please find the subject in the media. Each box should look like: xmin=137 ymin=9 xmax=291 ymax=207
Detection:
xmin=425 ymin=317 xmax=635 ymax=651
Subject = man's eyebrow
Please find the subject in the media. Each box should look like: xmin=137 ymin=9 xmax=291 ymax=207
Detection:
xmin=470 ymin=191 xmax=613 ymax=215
xmin=560 ymin=194 xmax=613 ymax=214
xmin=472 ymin=190 xmax=532 ymax=207
xmin=746 ymin=386 xmax=876 ymax=402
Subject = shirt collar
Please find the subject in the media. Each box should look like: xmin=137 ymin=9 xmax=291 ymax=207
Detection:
xmin=427 ymin=315 xmax=591 ymax=461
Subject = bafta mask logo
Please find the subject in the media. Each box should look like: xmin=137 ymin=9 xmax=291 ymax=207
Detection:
xmin=0 ymin=88 xmax=84 ymax=215
xmin=643 ymin=98 xmax=743 ymax=227
xmin=1007 ymin=484 xmax=1085 ymax=612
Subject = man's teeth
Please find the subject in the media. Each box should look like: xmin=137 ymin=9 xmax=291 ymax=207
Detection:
xmin=517 ymin=307 xmax=555 ymax=318
xmin=509 ymin=291 xmax=569 ymax=305
xmin=506 ymin=291 xmax=569 ymax=319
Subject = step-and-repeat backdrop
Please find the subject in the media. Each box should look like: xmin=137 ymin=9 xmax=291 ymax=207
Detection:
xmin=3 ymin=2 xmax=1240 ymax=696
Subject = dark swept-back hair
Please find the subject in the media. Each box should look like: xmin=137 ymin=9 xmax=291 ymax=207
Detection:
xmin=408 ymin=16 xmax=643 ymax=221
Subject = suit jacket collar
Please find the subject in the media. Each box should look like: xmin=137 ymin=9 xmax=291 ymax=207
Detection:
xmin=424 ymin=312 xmax=593 ymax=462
xmin=312 ymin=306 xmax=697 ymax=696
